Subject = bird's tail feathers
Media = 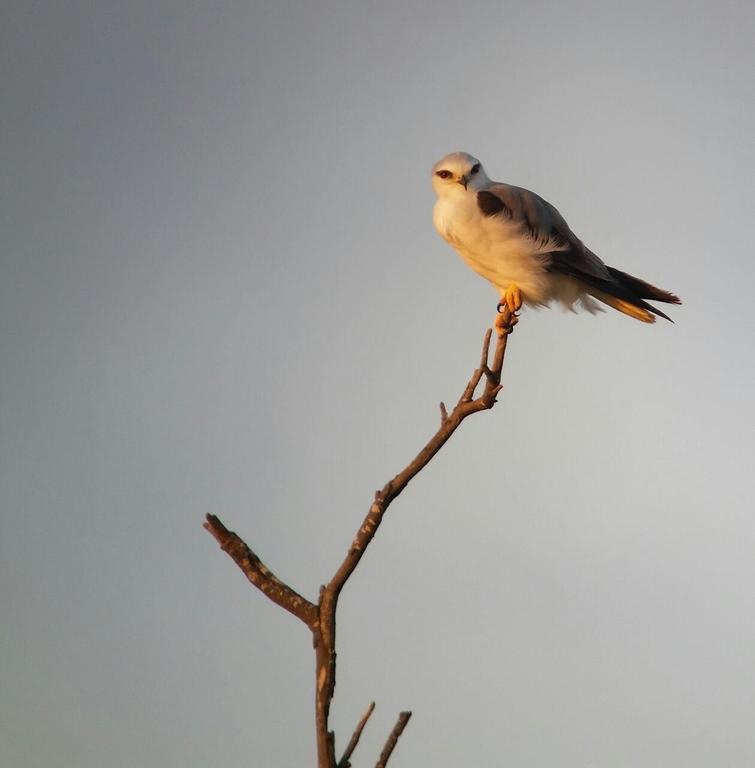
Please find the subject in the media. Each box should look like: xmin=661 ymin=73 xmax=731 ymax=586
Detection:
xmin=585 ymin=267 xmax=681 ymax=323
xmin=606 ymin=267 xmax=682 ymax=306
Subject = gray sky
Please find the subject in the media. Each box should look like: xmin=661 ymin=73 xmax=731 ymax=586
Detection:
xmin=2 ymin=1 xmax=754 ymax=765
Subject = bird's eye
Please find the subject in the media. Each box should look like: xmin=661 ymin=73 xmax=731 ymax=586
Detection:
xmin=470 ymin=163 xmax=480 ymax=175
xmin=435 ymin=170 xmax=452 ymax=179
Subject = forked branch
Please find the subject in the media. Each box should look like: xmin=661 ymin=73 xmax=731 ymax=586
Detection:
xmin=205 ymin=307 xmax=518 ymax=767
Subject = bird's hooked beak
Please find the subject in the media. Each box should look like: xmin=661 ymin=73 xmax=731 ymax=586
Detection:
xmin=458 ymin=175 xmax=469 ymax=190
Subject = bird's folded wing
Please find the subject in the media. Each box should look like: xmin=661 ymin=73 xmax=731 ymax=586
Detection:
xmin=479 ymin=183 xmax=613 ymax=282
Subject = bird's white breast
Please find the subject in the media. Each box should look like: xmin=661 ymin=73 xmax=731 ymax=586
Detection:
xmin=433 ymin=192 xmax=552 ymax=304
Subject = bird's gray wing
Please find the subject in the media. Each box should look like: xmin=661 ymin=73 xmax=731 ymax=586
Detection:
xmin=476 ymin=183 xmax=612 ymax=281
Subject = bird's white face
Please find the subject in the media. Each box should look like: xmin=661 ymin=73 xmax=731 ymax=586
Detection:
xmin=431 ymin=152 xmax=489 ymax=197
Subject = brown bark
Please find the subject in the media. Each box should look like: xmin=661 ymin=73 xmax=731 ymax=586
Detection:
xmin=205 ymin=308 xmax=517 ymax=766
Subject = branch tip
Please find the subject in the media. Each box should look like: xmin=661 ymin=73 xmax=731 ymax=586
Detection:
xmin=480 ymin=327 xmax=493 ymax=365
xmin=375 ymin=710 xmax=412 ymax=768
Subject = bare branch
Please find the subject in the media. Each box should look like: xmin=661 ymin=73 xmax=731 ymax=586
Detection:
xmin=337 ymin=701 xmax=376 ymax=768
xmin=205 ymin=308 xmax=518 ymax=768
xmin=204 ymin=514 xmax=318 ymax=627
xmin=375 ymin=711 xmax=412 ymax=768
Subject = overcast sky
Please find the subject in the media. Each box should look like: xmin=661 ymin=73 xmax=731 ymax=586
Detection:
xmin=2 ymin=1 xmax=754 ymax=766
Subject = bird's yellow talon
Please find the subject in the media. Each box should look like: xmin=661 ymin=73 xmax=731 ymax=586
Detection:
xmin=503 ymin=285 xmax=522 ymax=313
xmin=496 ymin=287 xmax=521 ymax=337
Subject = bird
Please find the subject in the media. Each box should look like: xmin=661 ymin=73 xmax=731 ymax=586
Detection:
xmin=431 ymin=152 xmax=680 ymax=335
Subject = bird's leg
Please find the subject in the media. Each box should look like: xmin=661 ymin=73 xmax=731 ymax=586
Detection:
xmin=495 ymin=285 xmax=522 ymax=337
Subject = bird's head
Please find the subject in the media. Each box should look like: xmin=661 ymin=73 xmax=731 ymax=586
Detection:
xmin=431 ymin=152 xmax=489 ymax=197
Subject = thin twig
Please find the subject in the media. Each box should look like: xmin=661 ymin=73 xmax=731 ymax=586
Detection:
xmin=375 ymin=711 xmax=412 ymax=768
xmin=337 ymin=701 xmax=376 ymax=768
xmin=458 ymin=328 xmax=493 ymax=405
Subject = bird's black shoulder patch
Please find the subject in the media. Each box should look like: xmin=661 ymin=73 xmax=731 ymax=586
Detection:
xmin=477 ymin=190 xmax=510 ymax=218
